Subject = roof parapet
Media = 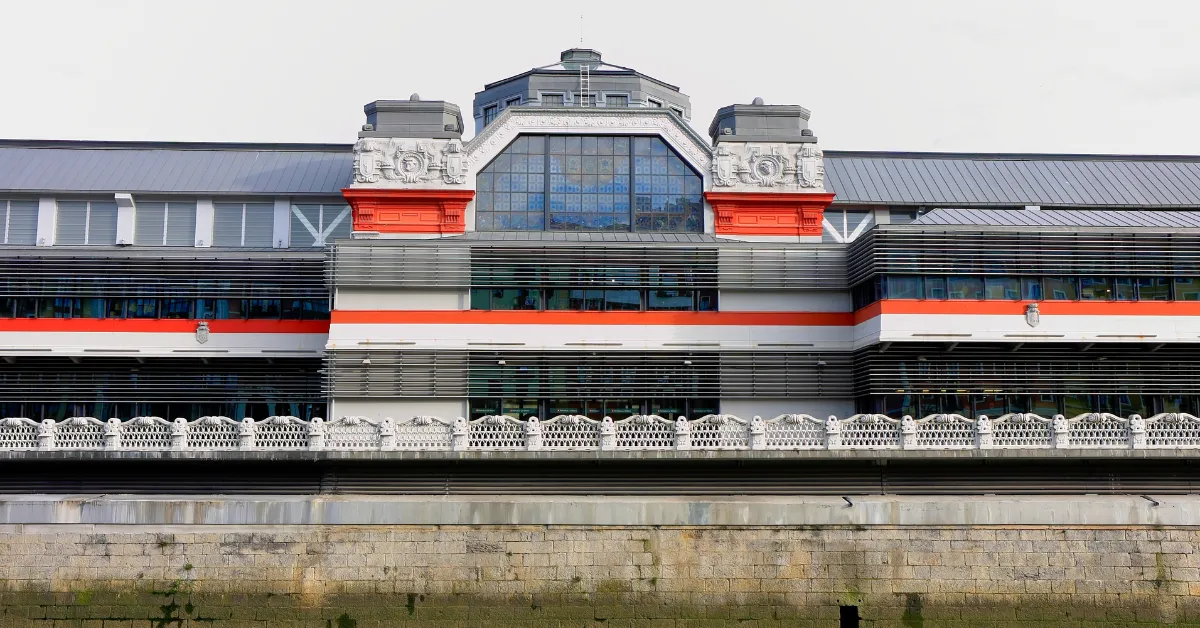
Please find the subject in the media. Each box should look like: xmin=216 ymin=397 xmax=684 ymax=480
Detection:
xmin=709 ymin=98 xmax=816 ymax=145
xmin=360 ymin=97 xmax=464 ymax=140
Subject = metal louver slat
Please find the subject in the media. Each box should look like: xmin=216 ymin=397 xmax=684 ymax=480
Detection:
xmin=87 ymin=202 xmax=118 ymax=245
xmin=243 ymin=202 xmax=275 ymax=247
xmin=55 ymin=201 xmax=88 ymax=245
xmin=164 ymin=202 xmax=197 ymax=246
xmin=212 ymin=203 xmax=244 ymax=247
xmin=135 ymin=202 xmax=167 ymax=245
xmin=5 ymin=200 xmax=37 ymax=245
xmin=326 ymin=350 xmax=854 ymax=398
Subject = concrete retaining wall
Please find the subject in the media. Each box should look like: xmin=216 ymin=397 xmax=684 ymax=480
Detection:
xmin=1 ymin=496 xmax=1198 ymax=626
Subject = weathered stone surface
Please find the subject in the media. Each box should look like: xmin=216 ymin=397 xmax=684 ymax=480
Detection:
xmin=0 ymin=523 xmax=1197 ymax=625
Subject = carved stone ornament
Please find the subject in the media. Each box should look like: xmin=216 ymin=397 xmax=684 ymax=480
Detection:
xmin=195 ymin=321 xmax=210 ymax=344
xmin=352 ymin=138 xmax=468 ymax=187
xmin=1025 ymin=302 xmax=1041 ymax=328
xmin=710 ymin=142 xmax=825 ymax=191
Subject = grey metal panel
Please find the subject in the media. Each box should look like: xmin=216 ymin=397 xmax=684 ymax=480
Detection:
xmin=5 ymin=200 xmax=37 ymax=245
xmin=0 ymin=145 xmax=353 ymax=195
xmin=825 ymin=153 xmax=1200 ymax=207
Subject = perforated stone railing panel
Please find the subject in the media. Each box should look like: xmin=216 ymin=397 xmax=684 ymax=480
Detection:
xmin=764 ymin=415 xmax=825 ymax=449
xmin=121 ymin=417 xmax=173 ymax=449
xmin=615 ymin=415 xmax=675 ymax=449
xmin=690 ymin=415 xmax=749 ymax=449
xmin=394 ymin=417 xmax=453 ymax=450
xmin=255 ymin=417 xmax=309 ymax=450
xmin=469 ymin=416 xmax=525 ymax=449
xmin=325 ymin=417 xmax=382 ymax=449
xmin=991 ymin=414 xmax=1054 ymax=448
xmin=1146 ymin=413 xmax=1200 ymax=448
xmin=0 ymin=418 xmax=39 ymax=449
xmin=914 ymin=414 xmax=975 ymax=449
xmin=188 ymin=417 xmax=241 ymax=450
xmin=56 ymin=418 xmax=106 ymax=449
xmin=1068 ymin=413 xmax=1129 ymax=448
xmin=5 ymin=412 xmax=1200 ymax=452
xmin=542 ymin=416 xmax=601 ymax=450
xmin=840 ymin=415 xmax=901 ymax=449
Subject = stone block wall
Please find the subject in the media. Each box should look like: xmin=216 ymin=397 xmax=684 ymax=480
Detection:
xmin=0 ymin=524 xmax=1198 ymax=626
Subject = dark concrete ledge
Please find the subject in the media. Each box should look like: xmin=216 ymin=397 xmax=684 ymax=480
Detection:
xmin=0 ymin=494 xmax=1197 ymax=527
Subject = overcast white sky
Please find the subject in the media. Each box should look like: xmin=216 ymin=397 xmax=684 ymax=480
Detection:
xmin=1 ymin=0 xmax=1198 ymax=154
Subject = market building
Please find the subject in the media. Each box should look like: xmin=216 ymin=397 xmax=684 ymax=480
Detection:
xmin=1 ymin=47 xmax=1199 ymax=428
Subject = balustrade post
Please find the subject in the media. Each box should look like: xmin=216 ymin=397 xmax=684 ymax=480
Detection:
xmin=379 ymin=418 xmax=396 ymax=451
xmin=171 ymin=418 xmax=188 ymax=451
xmin=452 ymin=417 xmax=469 ymax=451
xmin=674 ymin=417 xmax=691 ymax=451
xmin=104 ymin=418 xmax=122 ymax=451
xmin=825 ymin=416 xmax=842 ymax=450
xmin=525 ymin=417 xmax=543 ymax=451
xmin=1052 ymin=414 xmax=1069 ymax=449
xmin=976 ymin=415 xmax=992 ymax=450
xmin=1129 ymin=414 xmax=1146 ymax=450
xmin=600 ymin=417 xmax=616 ymax=451
xmin=308 ymin=417 xmax=325 ymax=451
xmin=238 ymin=418 xmax=256 ymax=450
xmin=38 ymin=419 xmax=56 ymax=450
xmin=901 ymin=415 xmax=917 ymax=449
xmin=749 ymin=416 xmax=766 ymax=450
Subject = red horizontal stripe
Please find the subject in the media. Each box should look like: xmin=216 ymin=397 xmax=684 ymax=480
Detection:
xmin=855 ymin=299 xmax=1200 ymax=320
xmin=0 ymin=320 xmax=330 ymax=333
xmin=331 ymin=310 xmax=854 ymax=326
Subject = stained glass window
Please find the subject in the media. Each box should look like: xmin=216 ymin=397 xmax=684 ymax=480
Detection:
xmin=476 ymin=134 xmax=703 ymax=232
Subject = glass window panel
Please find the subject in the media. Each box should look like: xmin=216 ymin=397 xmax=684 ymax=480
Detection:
xmin=1021 ymin=277 xmax=1043 ymax=300
xmin=583 ymin=289 xmax=604 ymax=311
xmin=489 ymin=289 xmax=540 ymax=311
xmin=1114 ymin=277 xmax=1136 ymax=301
xmin=886 ymin=276 xmax=922 ymax=300
xmin=947 ymin=276 xmax=984 ymax=300
xmin=39 ymin=298 xmax=75 ymax=318
xmin=245 ymin=299 xmax=280 ymax=319
xmin=1044 ymin=277 xmax=1078 ymax=300
xmin=160 ymin=298 xmax=192 ymax=319
xmin=923 ymin=276 xmax=947 ymax=300
xmin=1079 ymin=277 xmax=1113 ymax=300
xmin=125 ymin=298 xmax=157 ymax=318
xmin=648 ymin=289 xmax=694 ymax=311
xmin=984 ymin=276 xmax=1020 ymax=300
xmin=1176 ymin=277 xmax=1200 ymax=301
xmin=697 ymin=290 xmax=718 ymax=312
xmin=105 ymin=298 xmax=125 ymax=319
xmin=78 ymin=298 xmax=105 ymax=318
xmin=1137 ymin=277 xmax=1171 ymax=301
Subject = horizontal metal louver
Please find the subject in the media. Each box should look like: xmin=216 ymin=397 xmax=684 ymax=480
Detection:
xmin=212 ymin=203 xmax=244 ymax=247
xmin=87 ymin=202 xmax=118 ymax=245
xmin=0 ymin=357 xmax=323 ymax=402
xmin=55 ymin=201 xmax=88 ymax=245
xmin=165 ymin=202 xmax=197 ymax=246
xmin=848 ymin=228 xmax=1200 ymax=285
xmin=134 ymin=202 xmax=167 ymax=245
xmin=243 ymin=203 xmax=275 ymax=247
xmin=331 ymin=242 xmax=847 ymax=290
xmin=326 ymin=350 xmax=853 ymax=398
xmin=5 ymin=200 xmax=37 ymax=245
xmin=0 ymin=248 xmax=326 ymax=297
xmin=854 ymin=342 xmax=1200 ymax=395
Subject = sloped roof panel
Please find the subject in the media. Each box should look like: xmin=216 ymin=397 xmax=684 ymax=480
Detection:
xmin=825 ymin=153 xmax=1200 ymax=207
xmin=0 ymin=143 xmax=354 ymax=195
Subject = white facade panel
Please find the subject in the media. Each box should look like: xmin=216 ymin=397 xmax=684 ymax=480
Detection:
xmin=0 ymin=331 xmax=327 ymax=357
xmin=336 ymin=288 xmax=467 ymax=311
xmin=719 ymin=290 xmax=850 ymax=313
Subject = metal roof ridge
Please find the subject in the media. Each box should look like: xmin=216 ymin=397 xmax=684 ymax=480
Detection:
xmin=0 ymin=139 xmax=354 ymax=152
xmin=825 ymin=150 xmax=1200 ymax=162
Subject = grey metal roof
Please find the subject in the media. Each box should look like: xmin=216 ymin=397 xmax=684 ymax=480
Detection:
xmin=0 ymin=140 xmax=353 ymax=196
xmin=825 ymin=152 xmax=1200 ymax=208
xmin=447 ymin=231 xmax=722 ymax=242
xmin=912 ymin=207 xmax=1200 ymax=229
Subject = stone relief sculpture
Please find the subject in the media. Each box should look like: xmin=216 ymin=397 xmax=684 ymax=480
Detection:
xmin=352 ymin=139 xmax=467 ymax=186
xmin=710 ymin=142 xmax=825 ymax=191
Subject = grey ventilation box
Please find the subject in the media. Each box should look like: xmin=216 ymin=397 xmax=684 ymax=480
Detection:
xmin=359 ymin=99 xmax=464 ymax=139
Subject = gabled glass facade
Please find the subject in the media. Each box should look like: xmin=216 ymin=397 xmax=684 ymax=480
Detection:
xmin=475 ymin=135 xmax=703 ymax=232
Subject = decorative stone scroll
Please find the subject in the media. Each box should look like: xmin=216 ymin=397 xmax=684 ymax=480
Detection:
xmin=352 ymin=138 xmax=468 ymax=187
xmin=5 ymin=412 xmax=1197 ymax=453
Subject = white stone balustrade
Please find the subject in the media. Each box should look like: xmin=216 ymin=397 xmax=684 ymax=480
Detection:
xmin=0 ymin=412 xmax=1198 ymax=452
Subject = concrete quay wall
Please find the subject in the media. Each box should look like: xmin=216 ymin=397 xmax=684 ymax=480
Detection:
xmin=0 ymin=496 xmax=1197 ymax=626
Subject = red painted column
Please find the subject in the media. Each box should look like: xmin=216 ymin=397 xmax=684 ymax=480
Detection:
xmin=342 ymin=188 xmax=475 ymax=235
xmin=705 ymin=192 xmax=835 ymax=237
